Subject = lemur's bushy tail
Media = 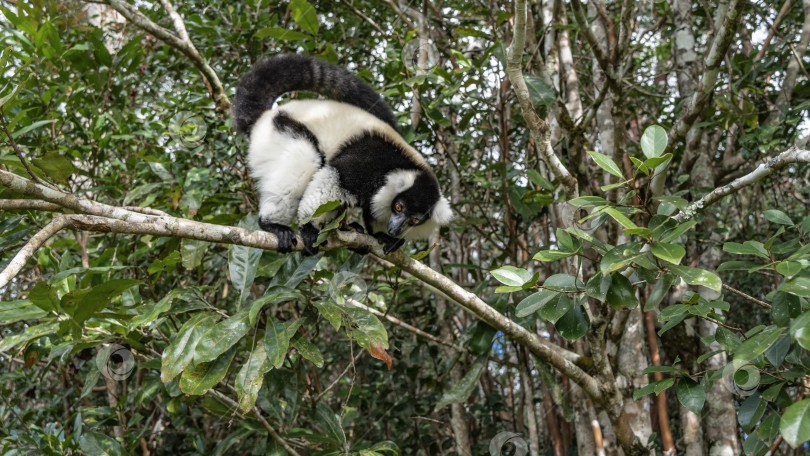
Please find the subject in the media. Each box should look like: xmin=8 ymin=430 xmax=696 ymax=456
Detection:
xmin=233 ymin=54 xmax=399 ymax=135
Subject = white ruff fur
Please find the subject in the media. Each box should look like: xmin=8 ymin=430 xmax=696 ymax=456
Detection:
xmin=370 ymin=170 xmax=454 ymax=241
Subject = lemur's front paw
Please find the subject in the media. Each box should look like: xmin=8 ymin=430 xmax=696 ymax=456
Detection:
xmin=300 ymin=222 xmax=321 ymax=256
xmin=373 ymin=232 xmax=405 ymax=255
xmin=260 ymin=219 xmax=298 ymax=254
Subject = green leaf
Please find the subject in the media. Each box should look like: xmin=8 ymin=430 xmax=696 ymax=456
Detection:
xmin=791 ymin=310 xmax=810 ymax=350
xmin=555 ymin=305 xmax=589 ymax=340
xmin=645 ymin=274 xmax=675 ymax=311
xmin=775 ymin=261 xmax=802 ymax=278
xmin=738 ymin=393 xmax=767 ymax=433
xmin=490 ymin=265 xmax=533 ymax=287
xmin=734 ymin=327 xmax=784 ymax=362
xmin=606 ymin=273 xmax=638 ymax=310
xmin=254 ymin=27 xmax=311 ymax=40
xmin=161 ymin=312 xmax=219 ymax=383
xmin=568 ymin=196 xmax=608 ymax=207
xmin=62 ymin=279 xmax=142 ymax=324
xmin=235 ymin=343 xmax=271 ymax=412
xmin=659 ymin=219 xmax=697 ymax=243
xmin=723 ymin=241 xmax=770 ymax=260
xmin=193 ymin=308 xmax=251 ymax=364
xmin=264 ymin=316 xmax=293 ymax=369
xmin=763 ymin=209 xmax=794 ymax=226
xmin=291 ymin=335 xmax=324 ymax=367
xmin=780 ymin=398 xmax=810 ymax=448
xmin=290 ymin=0 xmax=319 ymax=35
xmin=603 ymin=207 xmax=638 ymax=229
xmin=652 ymin=242 xmax=685 ymax=265
xmin=587 ymin=150 xmax=624 ymax=178
xmin=523 ymin=74 xmax=556 ymax=107
xmin=515 ymin=289 xmax=558 ymax=318
xmin=229 ymin=242 xmax=263 ymax=305
xmin=180 ymin=346 xmax=237 ymax=396
xmin=668 ymin=264 xmax=722 ymax=293
xmin=0 ymin=299 xmax=46 ymax=322
xmin=541 ymin=293 xmax=572 ymax=323
xmin=315 ymin=402 xmax=347 ymax=446
xmin=79 ymin=432 xmax=128 ymax=456
xmin=640 ymin=125 xmax=667 ymax=158
xmin=31 ymin=150 xmax=76 ymax=185
xmin=778 ymin=276 xmax=810 ymax=297
xmin=435 ymin=357 xmax=487 ymax=410
xmin=181 ymin=238 xmax=208 ymax=269
xmin=642 ymin=153 xmax=673 ymax=171
xmin=586 ymin=271 xmax=611 ymax=302
xmin=676 ymin=377 xmax=705 ymax=415
xmin=772 ymin=293 xmax=802 ymax=327
xmin=533 ymin=249 xmax=576 ymax=262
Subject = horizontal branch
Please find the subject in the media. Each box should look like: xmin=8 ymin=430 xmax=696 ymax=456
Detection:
xmin=1 ymin=166 xmax=599 ymax=409
xmin=673 ymin=147 xmax=810 ymax=222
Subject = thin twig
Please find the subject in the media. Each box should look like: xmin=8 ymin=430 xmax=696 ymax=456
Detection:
xmin=722 ymin=283 xmax=772 ymax=309
xmin=208 ymin=389 xmax=302 ymax=456
xmin=0 ymin=110 xmax=42 ymax=184
xmin=673 ymin=147 xmax=810 ymax=222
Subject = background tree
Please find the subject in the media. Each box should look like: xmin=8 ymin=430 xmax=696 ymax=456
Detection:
xmin=0 ymin=0 xmax=809 ymax=455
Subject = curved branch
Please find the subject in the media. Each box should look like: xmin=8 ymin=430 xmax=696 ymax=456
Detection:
xmin=0 ymin=217 xmax=70 ymax=289
xmin=673 ymin=147 xmax=810 ymax=222
xmin=505 ymin=0 xmax=578 ymax=196
xmin=85 ymin=0 xmax=231 ymax=112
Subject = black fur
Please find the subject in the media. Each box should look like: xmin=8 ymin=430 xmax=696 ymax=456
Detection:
xmin=331 ymin=132 xmax=442 ymax=220
xmin=234 ymin=54 xmax=399 ymax=135
xmin=259 ymin=220 xmax=297 ymax=253
xmin=300 ymin=222 xmax=321 ymax=256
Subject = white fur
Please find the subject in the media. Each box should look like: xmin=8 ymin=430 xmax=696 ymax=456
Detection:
xmin=370 ymin=169 xmax=419 ymax=221
xmin=249 ymin=110 xmax=322 ymax=224
xmin=297 ymin=166 xmax=357 ymax=227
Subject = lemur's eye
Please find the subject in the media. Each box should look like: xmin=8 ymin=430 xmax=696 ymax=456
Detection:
xmin=394 ymin=204 xmax=403 ymax=212
xmin=411 ymin=218 xmax=420 ymax=225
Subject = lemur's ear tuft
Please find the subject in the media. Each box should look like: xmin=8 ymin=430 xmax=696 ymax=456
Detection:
xmin=432 ymin=196 xmax=454 ymax=225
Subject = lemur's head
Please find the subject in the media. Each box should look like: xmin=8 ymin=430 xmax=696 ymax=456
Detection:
xmin=371 ymin=170 xmax=453 ymax=240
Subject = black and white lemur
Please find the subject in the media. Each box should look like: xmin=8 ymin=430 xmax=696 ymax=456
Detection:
xmin=233 ymin=54 xmax=452 ymax=255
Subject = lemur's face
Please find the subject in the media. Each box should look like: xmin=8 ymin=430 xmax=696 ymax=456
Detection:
xmin=388 ymin=197 xmax=430 ymax=237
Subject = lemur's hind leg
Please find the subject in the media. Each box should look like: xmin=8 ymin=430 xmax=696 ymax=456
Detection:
xmin=249 ymin=113 xmax=322 ymax=253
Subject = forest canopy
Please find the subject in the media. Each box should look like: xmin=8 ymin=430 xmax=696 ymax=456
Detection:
xmin=0 ymin=0 xmax=809 ymax=455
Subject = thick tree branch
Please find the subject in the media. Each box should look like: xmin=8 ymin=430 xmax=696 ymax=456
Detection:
xmin=85 ymin=0 xmax=231 ymax=113
xmin=0 ymin=168 xmax=597 ymax=404
xmin=666 ymin=0 xmax=745 ymax=152
xmin=673 ymin=147 xmax=810 ymax=223
xmin=506 ymin=0 xmax=578 ymax=197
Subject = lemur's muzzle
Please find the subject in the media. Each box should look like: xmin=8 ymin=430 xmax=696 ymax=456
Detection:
xmin=387 ymin=213 xmax=408 ymax=237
